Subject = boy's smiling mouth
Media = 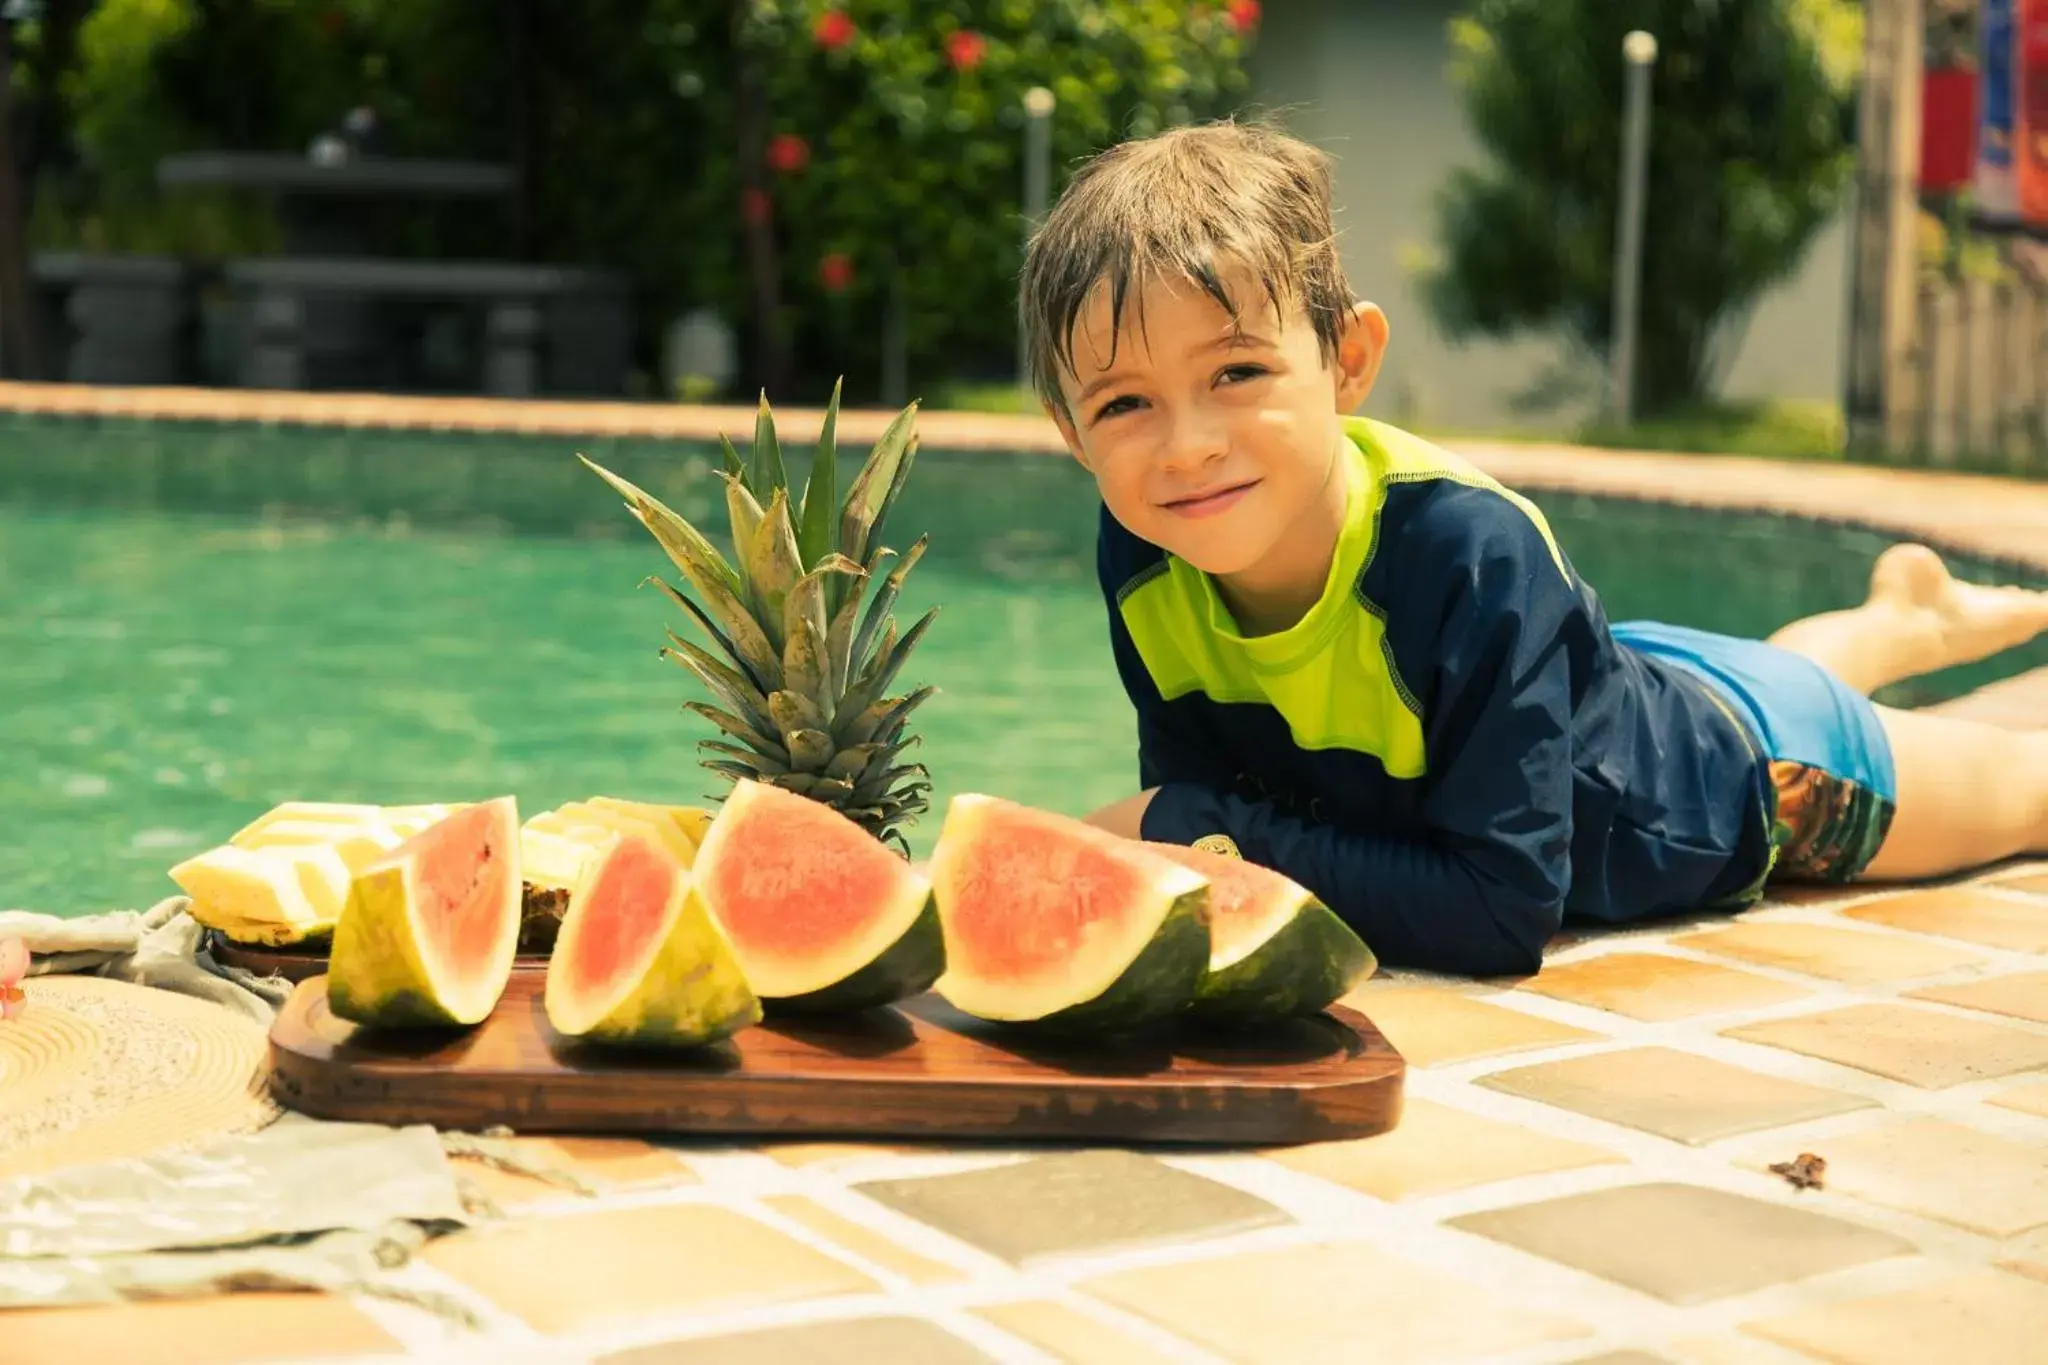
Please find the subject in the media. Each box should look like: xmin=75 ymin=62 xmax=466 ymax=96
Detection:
xmin=1161 ymin=478 xmax=1261 ymax=518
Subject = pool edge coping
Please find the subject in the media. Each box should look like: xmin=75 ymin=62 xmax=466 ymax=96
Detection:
xmin=3 ymin=380 xmax=2045 ymax=575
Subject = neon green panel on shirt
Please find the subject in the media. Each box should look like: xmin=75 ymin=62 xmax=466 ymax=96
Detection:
xmin=1115 ymin=418 xmax=1566 ymax=780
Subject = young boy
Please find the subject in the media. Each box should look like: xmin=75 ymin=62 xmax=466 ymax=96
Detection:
xmin=1019 ymin=120 xmax=2048 ymax=977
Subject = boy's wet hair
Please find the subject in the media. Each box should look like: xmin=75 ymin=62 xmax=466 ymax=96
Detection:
xmin=1020 ymin=118 xmax=1355 ymax=414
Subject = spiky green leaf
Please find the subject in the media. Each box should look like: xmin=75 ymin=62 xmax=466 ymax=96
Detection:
xmin=851 ymin=533 xmax=927 ymax=680
xmin=752 ymin=390 xmax=787 ymax=497
xmin=717 ymin=433 xmax=746 ymax=484
xmin=841 ymin=607 xmax=938 ymax=723
xmin=836 ymin=685 xmax=936 ymax=748
xmin=783 ymin=728 xmax=834 ymax=770
xmin=652 ymin=577 xmax=778 ymax=695
xmin=681 ymin=701 xmax=788 ymax=762
xmin=699 ymin=740 xmax=790 ymax=776
xmin=797 ymin=377 xmax=842 ymax=574
xmin=664 ymin=634 xmax=775 ymax=736
xmin=740 ymin=488 xmax=804 ymax=635
xmin=581 ymin=456 xmax=740 ymax=592
xmin=769 ymin=689 xmax=830 ymax=737
xmin=838 ymin=402 xmax=918 ymax=571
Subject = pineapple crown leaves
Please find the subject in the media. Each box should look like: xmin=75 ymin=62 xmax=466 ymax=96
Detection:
xmin=576 ymin=378 xmax=939 ymax=845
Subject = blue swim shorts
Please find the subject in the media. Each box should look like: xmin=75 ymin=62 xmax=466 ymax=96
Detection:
xmin=1613 ymin=621 xmax=1897 ymax=883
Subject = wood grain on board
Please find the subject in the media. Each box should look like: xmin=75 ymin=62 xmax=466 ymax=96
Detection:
xmin=268 ymin=973 xmax=1404 ymax=1146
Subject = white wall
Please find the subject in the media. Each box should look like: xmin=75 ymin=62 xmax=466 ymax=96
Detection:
xmin=1247 ymin=0 xmax=1849 ymax=433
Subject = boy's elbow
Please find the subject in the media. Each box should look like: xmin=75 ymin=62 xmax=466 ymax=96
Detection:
xmin=1445 ymin=883 xmax=1560 ymax=978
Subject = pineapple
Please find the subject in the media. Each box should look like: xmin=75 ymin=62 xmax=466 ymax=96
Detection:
xmin=579 ymin=381 xmax=937 ymax=851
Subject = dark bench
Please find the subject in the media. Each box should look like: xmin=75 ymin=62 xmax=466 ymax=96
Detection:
xmin=222 ymin=256 xmax=631 ymax=396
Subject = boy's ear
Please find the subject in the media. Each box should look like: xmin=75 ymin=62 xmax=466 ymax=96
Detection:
xmin=1333 ymin=301 xmax=1391 ymax=415
xmin=1046 ymin=400 xmax=1093 ymax=472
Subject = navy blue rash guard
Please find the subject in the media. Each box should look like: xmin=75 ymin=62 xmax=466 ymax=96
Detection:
xmin=1103 ymin=417 xmax=1774 ymax=977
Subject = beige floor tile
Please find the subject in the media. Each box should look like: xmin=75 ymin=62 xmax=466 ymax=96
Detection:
xmin=1269 ymin=1097 xmax=1622 ymax=1199
xmin=1671 ymin=921 xmax=1985 ymax=984
xmin=424 ymin=1203 xmax=874 ymax=1334
xmin=1844 ymin=887 xmax=2048 ymax=953
xmin=762 ymin=1195 xmax=969 ymax=1284
xmin=4 ymin=1293 xmax=398 ymax=1365
xmin=1999 ymin=1228 xmax=2048 ymax=1284
xmin=856 ymin=1149 xmax=1287 ymax=1265
xmin=1748 ymin=1118 xmax=2048 ymax=1237
xmin=1516 ymin=953 xmax=1808 ymax=1022
xmin=1906 ymin=971 xmax=2048 ymax=1025
xmin=1744 ymin=1270 xmax=2048 ymax=1365
xmin=756 ymin=1141 xmax=925 ymax=1167
xmin=454 ymin=1136 xmax=696 ymax=1207
xmin=1989 ymin=1079 xmax=2048 ymax=1119
xmin=1447 ymin=1182 xmax=1915 ymax=1305
xmin=1080 ymin=1240 xmax=1589 ymax=1364
xmin=1989 ymin=869 xmax=2048 ymax=897
xmin=1567 ymin=1354 xmax=1677 ymax=1365
xmin=1341 ymin=984 xmax=1602 ymax=1067
xmin=599 ymin=1316 xmax=995 ymax=1365
xmin=1477 ymin=1046 xmax=1875 ymax=1145
xmin=1723 ymin=1002 xmax=2048 ymax=1088
xmin=974 ymin=1299 xmax=1186 ymax=1365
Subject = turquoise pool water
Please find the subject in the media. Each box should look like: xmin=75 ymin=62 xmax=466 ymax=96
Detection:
xmin=5 ymin=415 xmax=2043 ymax=917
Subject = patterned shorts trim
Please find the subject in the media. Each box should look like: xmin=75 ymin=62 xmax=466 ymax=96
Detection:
xmin=1767 ymin=759 xmax=1895 ymax=883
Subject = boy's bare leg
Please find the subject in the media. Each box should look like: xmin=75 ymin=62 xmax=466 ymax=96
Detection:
xmin=1767 ymin=544 xmax=2048 ymax=695
xmin=1859 ymin=705 xmax=2048 ymax=880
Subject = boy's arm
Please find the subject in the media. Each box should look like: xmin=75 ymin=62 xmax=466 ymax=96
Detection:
xmin=1125 ymin=518 xmax=1579 ymax=978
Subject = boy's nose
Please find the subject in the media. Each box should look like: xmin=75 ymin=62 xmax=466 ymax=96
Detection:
xmin=1160 ymin=409 xmax=1229 ymax=472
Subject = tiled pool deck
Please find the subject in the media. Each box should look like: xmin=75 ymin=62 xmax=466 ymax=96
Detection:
xmin=7 ymin=384 xmax=2048 ymax=1364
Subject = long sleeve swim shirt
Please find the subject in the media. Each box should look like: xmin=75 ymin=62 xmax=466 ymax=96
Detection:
xmin=1103 ymin=417 xmax=1774 ymax=976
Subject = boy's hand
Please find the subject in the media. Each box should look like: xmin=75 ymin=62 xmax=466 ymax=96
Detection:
xmin=1083 ymin=789 xmax=1159 ymax=840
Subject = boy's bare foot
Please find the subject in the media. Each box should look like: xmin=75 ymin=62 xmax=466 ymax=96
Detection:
xmin=1867 ymin=544 xmax=2048 ymax=667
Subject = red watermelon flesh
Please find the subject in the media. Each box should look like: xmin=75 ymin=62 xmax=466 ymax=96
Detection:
xmin=1144 ymin=842 xmax=1307 ymax=968
xmin=412 ymin=802 xmax=517 ymax=989
xmin=692 ymin=779 xmax=936 ymax=1003
xmin=930 ymin=794 xmax=1210 ymax=1024
xmin=560 ymin=833 xmax=679 ymax=1003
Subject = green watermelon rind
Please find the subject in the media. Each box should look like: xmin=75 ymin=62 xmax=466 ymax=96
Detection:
xmin=327 ymin=798 xmax=522 ymax=1030
xmin=545 ymin=874 xmax=763 ymax=1051
xmin=765 ymin=896 xmax=944 ymax=1015
xmin=1014 ymin=887 xmax=1211 ymax=1036
xmin=1190 ymin=896 xmax=1376 ymax=1021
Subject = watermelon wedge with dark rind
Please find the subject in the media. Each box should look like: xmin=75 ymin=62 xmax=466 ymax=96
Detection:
xmin=1146 ymin=842 xmax=1376 ymax=1020
xmin=327 ymin=797 xmax=523 ymax=1028
xmin=930 ymin=794 xmax=1211 ymax=1033
xmin=691 ymin=779 xmax=941 ymax=1013
xmin=543 ymin=832 xmax=760 ymax=1047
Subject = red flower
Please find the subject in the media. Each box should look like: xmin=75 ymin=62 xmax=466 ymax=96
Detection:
xmin=814 ymin=9 xmax=856 ymax=50
xmin=946 ymin=30 xmax=987 ymax=72
xmin=742 ymin=188 xmax=773 ymax=225
xmin=819 ymin=253 xmax=855 ymax=293
xmin=767 ymin=133 xmax=811 ymax=174
xmin=1225 ymin=0 xmax=1260 ymax=33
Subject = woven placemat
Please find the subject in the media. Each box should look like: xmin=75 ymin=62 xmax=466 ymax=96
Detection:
xmin=0 ymin=976 xmax=278 ymax=1179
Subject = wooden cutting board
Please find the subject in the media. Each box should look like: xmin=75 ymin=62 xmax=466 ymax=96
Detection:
xmin=268 ymin=974 xmax=1404 ymax=1146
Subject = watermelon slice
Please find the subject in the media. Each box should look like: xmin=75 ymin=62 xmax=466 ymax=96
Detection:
xmin=544 ymin=831 xmax=760 ymax=1047
xmin=930 ymin=794 xmax=1211 ymax=1033
xmin=327 ymin=797 xmax=523 ymax=1028
xmin=691 ymin=779 xmax=942 ymax=1014
xmin=1146 ymin=842 xmax=1376 ymax=1019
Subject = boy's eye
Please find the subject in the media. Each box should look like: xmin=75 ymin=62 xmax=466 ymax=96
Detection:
xmin=1218 ymin=363 xmax=1269 ymax=385
xmin=1092 ymin=394 xmax=1142 ymax=422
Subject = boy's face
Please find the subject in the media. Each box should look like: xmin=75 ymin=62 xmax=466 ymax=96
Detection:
xmin=1048 ymin=267 xmax=1387 ymax=582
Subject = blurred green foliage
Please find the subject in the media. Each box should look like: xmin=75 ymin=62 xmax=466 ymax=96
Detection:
xmin=33 ymin=0 xmax=1253 ymax=398
xmin=1421 ymin=0 xmax=1862 ymax=418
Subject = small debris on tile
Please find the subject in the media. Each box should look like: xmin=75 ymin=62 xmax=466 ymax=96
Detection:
xmin=1768 ymin=1152 xmax=1827 ymax=1190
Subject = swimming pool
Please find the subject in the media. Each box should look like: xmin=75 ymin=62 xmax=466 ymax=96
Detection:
xmin=6 ymin=414 xmax=2044 ymax=916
